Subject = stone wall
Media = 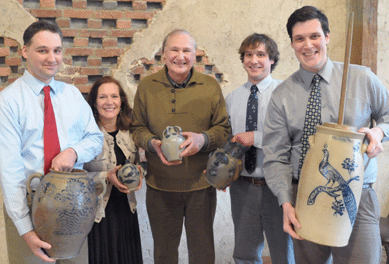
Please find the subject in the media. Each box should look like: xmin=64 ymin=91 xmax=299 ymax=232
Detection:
xmin=0 ymin=0 xmax=389 ymax=263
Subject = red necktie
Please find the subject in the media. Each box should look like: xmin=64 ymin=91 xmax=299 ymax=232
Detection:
xmin=43 ymin=85 xmax=60 ymax=174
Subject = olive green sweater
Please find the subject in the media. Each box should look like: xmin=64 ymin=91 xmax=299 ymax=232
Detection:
xmin=131 ymin=66 xmax=231 ymax=192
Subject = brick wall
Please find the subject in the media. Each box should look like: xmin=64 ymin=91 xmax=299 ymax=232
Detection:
xmin=0 ymin=0 xmax=223 ymax=92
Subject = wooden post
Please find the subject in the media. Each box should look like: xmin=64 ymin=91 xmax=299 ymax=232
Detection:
xmin=350 ymin=0 xmax=378 ymax=74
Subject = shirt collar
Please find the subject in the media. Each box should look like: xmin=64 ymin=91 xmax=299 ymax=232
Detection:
xmin=298 ymin=57 xmax=333 ymax=88
xmin=22 ymin=70 xmax=62 ymax=95
xmin=246 ymin=74 xmax=273 ymax=94
xmin=166 ymin=67 xmax=193 ymax=88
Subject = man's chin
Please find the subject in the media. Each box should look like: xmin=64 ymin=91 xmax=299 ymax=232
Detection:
xmin=44 ymin=70 xmax=59 ymax=77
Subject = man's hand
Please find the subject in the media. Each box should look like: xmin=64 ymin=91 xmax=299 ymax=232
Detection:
xmin=51 ymin=148 xmax=77 ymax=172
xmin=180 ymin=132 xmax=205 ymax=157
xmin=151 ymin=139 xmax=182 ymax=166
xmin=231 ymin=132 xmax=255 ymax=147
xmin=282 ymin=202 xmax=303 ymax=240
xmin=22 ymin=230 xmax=56 ymax=262
xmin=358 ymin=127 xmax=384 ymax=158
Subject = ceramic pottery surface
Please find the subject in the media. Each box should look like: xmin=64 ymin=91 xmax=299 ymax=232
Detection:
xmin=117 ymin=160 xmax=141 ymax=191
xmin=161 ymin=126 xmax=186 ymax=161
xmin=27 ymin=169 xmax=106 ymax=259
xmin=295 ymin=122 xmax=367 ymax=247
xmin=205 ymin=140 xmax=249 ymax=190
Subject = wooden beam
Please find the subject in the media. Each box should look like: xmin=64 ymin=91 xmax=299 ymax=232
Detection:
xmin=350 ymin=0 xmax=378 ymax=74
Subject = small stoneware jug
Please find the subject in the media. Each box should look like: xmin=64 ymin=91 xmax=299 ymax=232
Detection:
xmin=27 ymin=169 xmax=106 ymax=259
xmin=161 ymin=126 xmax=186 ymax=161
xmin=295 ymin=122 xmax=367 ymax=247
xmin=117 ymin=160 xmax=142 ymax=191
xmin=205 ymin=140 xmax=249 ymax=190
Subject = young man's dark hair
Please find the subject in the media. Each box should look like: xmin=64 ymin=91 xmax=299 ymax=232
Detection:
xmin=286 ymin=5 xmax=330 ymax=41
xmin=23 ymin=20 xmax=63 ymax=46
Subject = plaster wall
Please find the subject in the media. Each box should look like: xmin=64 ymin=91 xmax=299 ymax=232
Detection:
xmin=115 ymin=0 xmax=350 ymax=102
xmin=0 ymin=0 xmax=35 ymax=45
xmin=376 ymin=0 xmax=389 ymax=219
xmin=0 ymin=0 xmax=389 ymax=263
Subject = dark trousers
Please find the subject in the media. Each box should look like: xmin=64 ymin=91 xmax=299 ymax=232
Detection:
xmin=230 ymin=178 xmax=295 ymax=264
xmin=146 ymin=185 xmax=216 ymax=264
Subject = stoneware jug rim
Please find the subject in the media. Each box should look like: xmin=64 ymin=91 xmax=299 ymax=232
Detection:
xmin=223 ymin=140 xmax=250 ymax=159
xmin=48 ymin=169 xmax=87 ymax=175
xmin=318 ymin=122 xmax=365 ymax=139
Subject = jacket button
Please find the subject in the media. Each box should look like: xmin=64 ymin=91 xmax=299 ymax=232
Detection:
xmin=172 ymin=99 xmax=176 ymax=103
xmin=171 ymin=88 xmax=175 ymax=93
xmin=172 ymin=108 xmax=176 ymax=113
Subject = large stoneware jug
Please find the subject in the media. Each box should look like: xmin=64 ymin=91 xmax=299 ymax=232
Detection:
xmin=295 ymin=122 xmax=367 ymax=247
xmin=205 ymin=140 xmax=249 ymax=190
xmin=161 ymin=126 xmax=186 ymax=161
xmin=27 ymin=169 xmax=106 ymax=259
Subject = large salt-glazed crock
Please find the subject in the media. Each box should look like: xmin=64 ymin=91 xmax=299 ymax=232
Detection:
xmin=295 ymin=122 xmax=367 ymax=247
xmin=205 ymin=140 xmax=249 ymax=190
xmin=161 ymin=126 xmax=186 ymax=161
xmin=27 ymin=169 xmax=106 ymax=259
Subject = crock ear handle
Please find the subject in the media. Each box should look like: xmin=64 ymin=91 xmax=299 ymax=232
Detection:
xmin=26 ymin=173 xmax=44 ymax=196
xmin=95 ymin=177 xmax=107 ymax=197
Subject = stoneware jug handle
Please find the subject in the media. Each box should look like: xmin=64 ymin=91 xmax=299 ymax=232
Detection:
xmin=361 ymin=143 xmax=368 ymax=153
xmin=173 ymin=126 xmax=182 ymax=134
xmin=95 ymin=177 xmax=107 ymax=197
xmin=26 ymin=172 xmax=44 ymax=196
xmin=163 ymin=126 xmax=173 ymax=138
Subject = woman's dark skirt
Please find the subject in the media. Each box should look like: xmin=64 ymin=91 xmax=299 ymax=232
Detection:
xmin=88 ymin=187 xmax=143 ymax=264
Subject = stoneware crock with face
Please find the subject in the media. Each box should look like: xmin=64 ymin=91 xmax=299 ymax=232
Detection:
xmin=27 ymin=169 xmax=106 ymax=259
xmin=295 ymin=122 xmax=367 ymax=247
xmin=205 ymin=140 xmax=249 ymax=190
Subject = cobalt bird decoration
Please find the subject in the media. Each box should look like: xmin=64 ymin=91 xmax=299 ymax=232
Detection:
xmin=307 ymin=145 xmax=361 ymax=227
xmin=295 ymin=123 xmax=367 ymax=247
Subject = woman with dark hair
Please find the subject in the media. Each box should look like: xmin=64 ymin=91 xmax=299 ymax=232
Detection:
xmin=84 ymin=76 xmax=143 ymax=264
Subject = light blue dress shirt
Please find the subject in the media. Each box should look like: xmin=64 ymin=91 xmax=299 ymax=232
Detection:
xmin=225 ymin=75 xmax=281 ymax=177
xmin=0 ymin=70 xmax=103 ymax=235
